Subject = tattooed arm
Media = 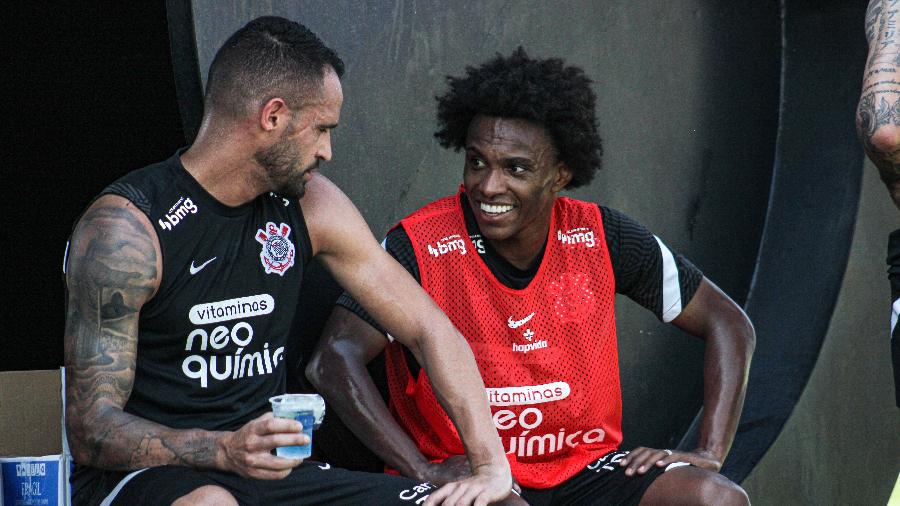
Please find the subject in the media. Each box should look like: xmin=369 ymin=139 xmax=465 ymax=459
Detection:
xmin=64 ymin=195 xmax=306 ymax=478
xmin=858 ymin=0 xmax=900 ymax=208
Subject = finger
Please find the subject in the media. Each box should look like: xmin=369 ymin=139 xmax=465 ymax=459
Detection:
xmin=424 ymin=483 xmax=457 ymax=506
xmin=618 ymin=447 xmax=646 ymax=467
xmin=619 ymin=447 xmax=647 ymax=474
xmin=256 ymin=415 xmax=303 ymax=435
xmin=443 ymin=482 xmax=471 ymax=506
xmin=243 ymin=431 xmax=308 ymax=453
xmin=626 ymin=449 xmax=663 ymax=476
xmin=458 ymin=482 xmax=491 ymax=506
xmin=246 ymin=452 xmax=303 ymax=472
xmin=654 ymin=449 xmax=675 ymax=466
xmin=473 ymin=489 xmax=492 ymax=506
xmin=246 ymin=466 xmax=294 ymax=480
xmin=261 ymin=432 xmax=310 ymax=451
xmin=473 ymin=483 xmax=510 ymax=506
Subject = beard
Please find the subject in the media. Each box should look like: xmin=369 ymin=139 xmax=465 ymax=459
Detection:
xmin=254 ymin=134 xmax=316 ymax=200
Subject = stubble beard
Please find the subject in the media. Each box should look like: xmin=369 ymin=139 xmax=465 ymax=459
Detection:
xmin=254 ymin=136 xmax=315 ymax=200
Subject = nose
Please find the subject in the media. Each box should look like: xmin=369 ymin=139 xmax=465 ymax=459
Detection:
xmin=317 ymin=132 xmax=332 ymax=162
xmin=479 ymin=167 xmax=506 ymax=197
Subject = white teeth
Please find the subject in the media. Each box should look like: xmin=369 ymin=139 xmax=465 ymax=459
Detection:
xmin=480 ymin=202 xmax=514 ymax=214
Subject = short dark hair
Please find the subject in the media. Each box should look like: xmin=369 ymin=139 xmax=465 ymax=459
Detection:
xmin=434 ymin=47 xmax=601 ymax=189
xmin=205 ymin=16 xmax=345 ymax=118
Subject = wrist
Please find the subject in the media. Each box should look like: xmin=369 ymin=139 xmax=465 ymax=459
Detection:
xmin=692 ymin=446 xmax=725 ymax=468
xmin=402 ymin=453 xmax=434 ymax=482
xmin=472 ymin=458 xmax=511 ymax=480
xmin=213 ymin=431 xmax=232 ymax=472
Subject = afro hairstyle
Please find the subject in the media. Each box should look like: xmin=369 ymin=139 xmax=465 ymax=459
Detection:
xmin=434 ymin=47 xmax=601 ymax=189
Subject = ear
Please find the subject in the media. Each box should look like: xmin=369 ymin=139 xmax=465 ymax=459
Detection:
xmin=259 ymin=98 xmax=290 ymax=132
xmin=552 ymin=163 xmax=573 ymax=192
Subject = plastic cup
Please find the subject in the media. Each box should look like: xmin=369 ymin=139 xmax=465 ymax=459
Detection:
xmin=268 ymin=394 xmax=325 ymax=459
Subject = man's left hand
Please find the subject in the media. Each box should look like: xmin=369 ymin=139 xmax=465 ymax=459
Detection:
xmin=619 ymin=447 xmax=723 ymax=476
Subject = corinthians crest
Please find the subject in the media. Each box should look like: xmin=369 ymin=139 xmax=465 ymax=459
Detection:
xmin=548 ymin=271 xmax=595 ymax=322
xmin=255 ymin=222 xmax=295 ymax=276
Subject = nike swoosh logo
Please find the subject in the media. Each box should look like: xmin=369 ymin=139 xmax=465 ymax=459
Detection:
xmin=189 ymin=257 xmax=217 ymax=275
xmin=507 ymin=312 xmax=535 ymax=329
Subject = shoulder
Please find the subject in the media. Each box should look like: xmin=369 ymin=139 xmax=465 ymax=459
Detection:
xmin=67 ymin=194 xmax=162 ymax=296
xmin=74 ymin=194 xmax=158 ymax=241
xmin=100 ymin=156 xmax=181 ymax=217
xmin=400 ymin=194 xmax=460 ymax=224
xmin=299 ymin=173 xmax=368 ymax=257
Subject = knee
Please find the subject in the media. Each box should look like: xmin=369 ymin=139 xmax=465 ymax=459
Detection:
xmin=697 ymin=474 xmax=749 ymax=506
xmin=171 ymin=485 xmax=238 ymax=506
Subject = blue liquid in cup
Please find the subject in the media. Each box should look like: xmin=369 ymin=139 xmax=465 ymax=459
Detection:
xmin=275 ymin=411 xmax=314 ymax=459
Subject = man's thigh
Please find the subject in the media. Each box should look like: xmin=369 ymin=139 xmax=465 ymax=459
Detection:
xmin=260 ymin=460 xmax=436 ymax=505
xmin=96 ymin=461 xmax=435 ymax=506
xmin=521 ymin=450 xmax=683 ymax=506
xmin=98 ymin=466 xmax=226 ymax=506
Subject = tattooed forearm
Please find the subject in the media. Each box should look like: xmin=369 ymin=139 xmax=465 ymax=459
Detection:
xmin=866 ymin=1 xmax=900 ymax=64
xmin=857 ymin=91 xmax=900 ymax=182
xmin=64 ymin=197 xmax=222 ymax=471
xmin=860 ymin=2 xmax=900 ymax=200
xmin=867 ymin=0 xmax=883 ymax=45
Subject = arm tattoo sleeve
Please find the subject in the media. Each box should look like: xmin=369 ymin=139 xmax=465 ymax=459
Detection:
xmin=859 ymin=0 xmax=900 ymax=186
xmin=64 ymin=201 xmax=218 ymax=471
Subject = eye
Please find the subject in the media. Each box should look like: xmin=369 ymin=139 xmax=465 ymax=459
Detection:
xmin=470 ymin=157 xmax=487 ymax=169
xmin=509 ymin=164 xmax=527 ymax=174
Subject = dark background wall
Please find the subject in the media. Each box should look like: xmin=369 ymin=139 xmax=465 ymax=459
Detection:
xmin=3 ymin=2 xmax=185 ymax=371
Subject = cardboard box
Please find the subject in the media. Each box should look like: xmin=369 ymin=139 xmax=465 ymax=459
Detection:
xmin=0 ymin=369 xmax=71 ymax=506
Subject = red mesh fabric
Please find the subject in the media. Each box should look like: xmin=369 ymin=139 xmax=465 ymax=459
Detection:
xmin=385 ymin=190 xmax=621 ymax=489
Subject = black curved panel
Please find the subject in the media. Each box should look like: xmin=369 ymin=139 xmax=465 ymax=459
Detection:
xmin=678 ymin=0 xmax=867 ymax=483
xmin=166 ymin=0 xmax=204 ymax=143
xmin=3 ymin=3 xmax=185 ymax=372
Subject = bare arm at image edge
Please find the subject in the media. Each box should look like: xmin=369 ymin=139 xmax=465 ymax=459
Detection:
xmin=857 ymin=0 xmax=900 ymax=208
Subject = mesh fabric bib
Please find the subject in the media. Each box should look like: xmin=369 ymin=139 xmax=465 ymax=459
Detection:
xmin=386 ymin=189 xmax=622 ymax=488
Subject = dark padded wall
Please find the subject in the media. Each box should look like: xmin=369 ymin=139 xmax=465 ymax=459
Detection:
xmin=2 ymin=3 xmax=185 ymax=372
xmin=680 ymin=0 xmax=869 ymax=482
xmin=188 ymin=0 xmax=779 ymax=451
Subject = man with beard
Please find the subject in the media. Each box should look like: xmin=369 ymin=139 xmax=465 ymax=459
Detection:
xmin=63 ymin=16 xmax=512 ymax=506
xmin=309 ymin=48 xmax=755 ymax=505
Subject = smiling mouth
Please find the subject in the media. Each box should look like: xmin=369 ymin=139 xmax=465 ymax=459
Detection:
xmin=480 ymin=202 xmax=515 ymax=216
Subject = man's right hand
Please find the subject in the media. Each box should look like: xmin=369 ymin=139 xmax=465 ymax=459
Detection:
xmin=218 ymin=412 xmax=307 ymax=479
xmin=423 ymin=455 xmax=523 ymax=498
xmin=424 ymin=460 xmax=518 ymax=506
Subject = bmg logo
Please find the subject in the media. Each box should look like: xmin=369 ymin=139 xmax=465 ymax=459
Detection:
xmin=158 ymin=196 xmax=198 ymax=231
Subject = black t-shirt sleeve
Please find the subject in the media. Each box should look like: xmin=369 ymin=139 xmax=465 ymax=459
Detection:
xmin=600 ymin=205 xmax=703 ymax=322
xmin=335 ymin=226 xmax=418 ymax=335
xmin=887 ymin=229 xmax=900 ymax=408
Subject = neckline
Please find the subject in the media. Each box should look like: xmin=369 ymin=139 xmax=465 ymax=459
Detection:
xmin=170 ymin=148 xmax=257 ymax=217
xmin=457 ymin=190 xmax=555 ymax=294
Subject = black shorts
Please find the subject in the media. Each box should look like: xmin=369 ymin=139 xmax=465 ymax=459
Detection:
xmin=72 ymin=460 xmax=434 ymax=506
xmin=520 ymin=450 xmax=690 ymax=506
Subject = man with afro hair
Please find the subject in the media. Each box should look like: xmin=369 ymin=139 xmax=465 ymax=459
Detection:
xmin=309 ymin=48 xmax=755 ymax=505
